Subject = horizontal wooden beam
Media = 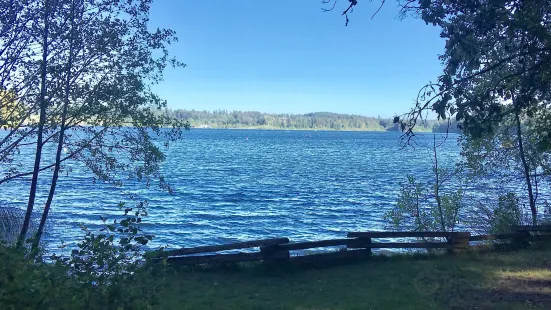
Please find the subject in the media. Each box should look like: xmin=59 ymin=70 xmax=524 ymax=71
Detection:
xmin=289 ymin=249 xmax=372 ymax=263
xmin=527 ymin=234 xmax=551 ymax=242
xmin=347 ymin=231 xmax=470 ymax=238
xmin=350 ymin=242 xmax=452 ymax=249
xmin=166 ymin=250 xmax=289 ymax=265
xmin=512 ymin=225 xmax=551 ymax=232
xmin=153 ymin=237 xmax=290 ymax=257
xmin=262 ymin=238 xmax=370 ymax=252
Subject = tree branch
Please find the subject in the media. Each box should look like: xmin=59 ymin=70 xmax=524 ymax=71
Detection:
xmin=0 ymin=126 xmax=110 ymax=185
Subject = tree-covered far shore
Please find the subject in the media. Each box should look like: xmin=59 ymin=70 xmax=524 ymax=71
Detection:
xmin=161 ymin=109 xmax=461 ymax=133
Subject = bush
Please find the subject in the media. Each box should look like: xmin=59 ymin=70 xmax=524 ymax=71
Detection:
xmin=0 ymin=201 xmax=168 ymax=310
xmin=54 ymin=201 xmax=154 ymax=286
xmin=384 ymin=175 xmax=464 ymax=236
xmin=490 ymin=193 xmax=523 ymax=234
xmin=466 ymin=193 xmax=526 ymax=235
xmin=0 ymin=243 xmax=168 ymax=310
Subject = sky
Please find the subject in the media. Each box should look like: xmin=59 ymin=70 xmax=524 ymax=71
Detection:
xmin=148 ymin=0 xmax=445 ymax=118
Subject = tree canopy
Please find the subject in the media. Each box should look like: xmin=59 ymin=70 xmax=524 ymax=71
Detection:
xmin=328 ymin=0 xmax=551 ymax=222
xmin=161 ymin=108 xmax=461 ymax=132
xmin=394 ymin=1 xmax=551 ymax=142
xmin=0 ymin=0 xmax=187 ymax=245
xmin=329 ymin=1 xmax=550 ymax=142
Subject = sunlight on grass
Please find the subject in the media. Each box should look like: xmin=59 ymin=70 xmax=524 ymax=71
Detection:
xmin=496 ymin=269 xmax=551 ymax=279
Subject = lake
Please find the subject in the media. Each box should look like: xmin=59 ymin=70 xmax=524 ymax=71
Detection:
xmin=0 ymin=129 xmax=544 ymax=251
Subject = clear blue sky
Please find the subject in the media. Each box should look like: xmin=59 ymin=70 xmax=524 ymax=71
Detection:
xmin=149 ymin=0 xmax=444 ymax=118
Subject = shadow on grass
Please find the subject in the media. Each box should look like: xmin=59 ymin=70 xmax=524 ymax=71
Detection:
xmin=158 ymin=245 xmax=551 ymax=309
xmin=170 ymin=249 xmax=442 ymax=277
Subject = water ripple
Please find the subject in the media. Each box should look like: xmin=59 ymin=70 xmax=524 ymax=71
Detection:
xmin=1 ymin=129 xmax=549 ymax=252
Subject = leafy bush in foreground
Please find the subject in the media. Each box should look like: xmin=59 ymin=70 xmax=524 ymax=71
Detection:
xmin=0 ymin=202 xmax=168 ymax=310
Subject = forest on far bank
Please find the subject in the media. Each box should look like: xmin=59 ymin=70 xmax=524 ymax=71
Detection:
xmin=160 ymin=109 xmax=461 ymax=132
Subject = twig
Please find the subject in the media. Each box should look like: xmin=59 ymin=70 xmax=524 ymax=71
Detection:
xmin=342 ymin=0 xmax=357 ymax=26
xmin=321 ymin=0 xmax=338 ymax=12
xmin=372 ymin=0 xmax=385 ymax=19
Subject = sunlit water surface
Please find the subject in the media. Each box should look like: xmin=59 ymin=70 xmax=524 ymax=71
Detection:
xmin=1 ymin=129 xmax=548 ymax=252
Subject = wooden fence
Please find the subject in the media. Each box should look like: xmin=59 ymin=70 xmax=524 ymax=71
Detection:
xmin=147 ymin=225 xmax=551 ymax=266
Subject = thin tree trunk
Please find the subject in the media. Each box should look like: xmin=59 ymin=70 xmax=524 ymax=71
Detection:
xmin=33 ymin=0 xmax=76 ymax=250
xmin=18 ymin=0 xmax=50 ymax=247
xmin=433 ymin=135 xmax=446 ymax=233
xmin=533 ymin=165 xmax=538 ymax=206
xmin=513 ymin=98 xmax=537 ymax=225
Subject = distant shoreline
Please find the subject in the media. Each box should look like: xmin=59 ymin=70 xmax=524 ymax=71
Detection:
xmin=189 ymin=126 xmax=436 ymax=133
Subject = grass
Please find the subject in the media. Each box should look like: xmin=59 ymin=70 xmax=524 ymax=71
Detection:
xmin=155 ymin=246 xmax=551 ymax=310
xmin=1 ymin=244 xmax=550 ymax=309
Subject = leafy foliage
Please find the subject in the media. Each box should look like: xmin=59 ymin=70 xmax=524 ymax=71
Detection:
xmin=459 ymin=113 xmax=550 ymax=223
xmin=53 ymin=201 xmax=154 ymax=287
xmin=474 ymin=118 xmax=550 ymax=175
xmin=491 ymin=193 xmax=524 ymax=234
xmin=385 ymin=136 xmax=465 ymax=237
xmin=385 ymin=175 xmax=463 ymax=235
xmin=0 ymin=201 xmax=169 ymax=310
xmin=0 ymin=0 xmax=189 ymax=245
xmin=396 ymin=0 xmax=551 ymax=144
xmin=383 ymin=0 xmax=551 ymax=223
xmin=331 ymin=0 xmax=550 ymax=223
xmin=466 ymin=193 xmax=526 ymax=235
xmin=0 ymin=0 xmax=188 ymax=186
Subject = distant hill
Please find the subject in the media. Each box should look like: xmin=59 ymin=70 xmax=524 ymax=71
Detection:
xmin=159 ymin=108 xmax=462 ymax=133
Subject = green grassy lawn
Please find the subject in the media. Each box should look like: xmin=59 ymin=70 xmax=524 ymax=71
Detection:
xmin=156 ymin=247 xmax=551 ymax=310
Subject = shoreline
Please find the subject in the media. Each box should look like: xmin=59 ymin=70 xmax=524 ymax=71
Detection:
xmin=189 ymin=126 xmax=437 ymax=133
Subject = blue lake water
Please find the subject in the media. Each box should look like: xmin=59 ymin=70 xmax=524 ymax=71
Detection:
xmin=0 ymin=129 xmax=546 ymax=252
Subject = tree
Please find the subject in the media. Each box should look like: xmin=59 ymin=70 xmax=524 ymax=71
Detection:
xmin=329 ymin=0 xmax=551 ymax=222
xmin=460 ymin=114 xmax=549 ymax=224
xmin=397 ymin=0 xmax=551 ymax=223
xmin=326 ymin=1 xmax=550 ymax=142
xmin=394 ymin=0 xmax=551 ymax=144
xmin=385 ymin=135 xmax=464 ymax=238
xmin=0 ymin=0 xmax=188 ymax=247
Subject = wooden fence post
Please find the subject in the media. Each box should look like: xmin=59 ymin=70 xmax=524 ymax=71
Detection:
xmin=512 ymin=226 xmax=531 ymax=249
xmin=450 ymin=232 xmax=470 ymax=253
xmin=260 ymin=245 xmax=290 ymax=261
xmin=347 ymin=237 xmax=371 ymax=255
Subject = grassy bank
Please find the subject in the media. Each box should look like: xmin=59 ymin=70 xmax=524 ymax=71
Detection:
xmin=156 ymin=247 xmax=551 ymax=309
xmin=2 ymin=246 xmax=550 ymax=309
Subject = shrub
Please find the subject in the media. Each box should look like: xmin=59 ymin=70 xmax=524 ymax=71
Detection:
xmin=0 ymin=201 xmax=168 ymax=310
xmin=490 ymin=193 xmax=523 ymax=234
xmin=466 ymin=192 xmax=526 ymax=235
xmin=384 ymin=175 xmax=464 ymax=236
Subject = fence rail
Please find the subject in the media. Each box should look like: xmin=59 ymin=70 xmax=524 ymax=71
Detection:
xmin=151 ymin=237 xmax=289 ymax=258
xmin=150 ymin=225 xmax=551 ymax=266
xmin=347 ymin=231 xmax=470 ymax=238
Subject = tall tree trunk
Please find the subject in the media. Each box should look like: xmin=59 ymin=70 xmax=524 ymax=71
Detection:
xmin=33 ymin=0 xmax=76 ymax=250
xmin=18 ymin=0 xmax=50 ymax=247
xmin=513 ymin=99 xmax=537 ymax=225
